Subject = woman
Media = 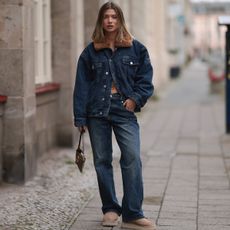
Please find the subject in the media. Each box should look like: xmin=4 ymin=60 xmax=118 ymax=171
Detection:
xmin=73 ymin=2 xmax=155 ymax=229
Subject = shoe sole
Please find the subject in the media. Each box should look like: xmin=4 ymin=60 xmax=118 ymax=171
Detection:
xmin=121 ymin=222 xmax=156 ymax=230
xmin=102 ymin=220 xmax=119 ymax=227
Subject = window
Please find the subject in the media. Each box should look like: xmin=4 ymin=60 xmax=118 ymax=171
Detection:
xmin=33 ymin=0 xmax=52 ymax=84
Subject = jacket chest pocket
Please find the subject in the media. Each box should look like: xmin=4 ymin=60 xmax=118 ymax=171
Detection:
xmin=121 ymin=57 xmax=139 ymax=77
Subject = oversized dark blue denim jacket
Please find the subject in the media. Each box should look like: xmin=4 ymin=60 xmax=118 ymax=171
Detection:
xmin=73 ymin=39 xmax=154 ymax=127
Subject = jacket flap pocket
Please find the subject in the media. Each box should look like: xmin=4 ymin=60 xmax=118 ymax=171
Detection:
xmin=122 ymin=56 xmax=139 ymax=66
xmin=92 ymin=62 xmax=103 ymax=70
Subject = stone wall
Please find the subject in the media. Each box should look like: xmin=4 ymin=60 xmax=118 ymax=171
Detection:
xmin=35 ymin=90 xmax=59 ymax=157
xmin=70 ymin=0 xmax=85 ymax=145
xmin=0 ymin=0 xmax=86 ymax=183
xmin=0 ymin=0 xmax=36 ymax=183
xmin=129 ymin=0 xmax=169 ymax=90
xmin=51 ymin=0 xmax=84 ymax=147
xmin=0 ymin=104 xmax=3 ymax=183
xmin=146 ymin=0 xmax=169 ymax=90
xmin=84 ymin=0 xmax=100 ymax=45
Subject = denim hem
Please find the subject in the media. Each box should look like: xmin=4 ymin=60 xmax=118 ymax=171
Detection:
xmin=122 ymin=214 xmax=145 ymax=222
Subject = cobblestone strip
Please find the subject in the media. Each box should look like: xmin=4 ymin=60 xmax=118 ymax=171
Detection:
xmin=0 ymin=148 xmax=97 ymax=230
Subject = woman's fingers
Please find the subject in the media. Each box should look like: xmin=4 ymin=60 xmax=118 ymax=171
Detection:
xmin=78 ymin=126 xmax=87 ymax=133
xmin=123 ymin=99 xmax=136 ymax=112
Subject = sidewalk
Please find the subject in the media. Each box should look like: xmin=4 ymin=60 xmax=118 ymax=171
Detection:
xmin=69 ymin=60 xmax=230 ymax=230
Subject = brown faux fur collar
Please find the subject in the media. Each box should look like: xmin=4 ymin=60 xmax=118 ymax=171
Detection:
xmin=93 ymin=37 xmax=133 ymax=51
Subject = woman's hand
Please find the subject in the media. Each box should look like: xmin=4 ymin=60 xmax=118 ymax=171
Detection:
xmin=78 ymin=126 xmax=87 ymax=133
xmin=123 ymin=98 xmax=136 ymax=112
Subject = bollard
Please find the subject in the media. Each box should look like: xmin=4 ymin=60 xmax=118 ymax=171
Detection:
xmin=218 ymin=16 xmax=230 ymax=134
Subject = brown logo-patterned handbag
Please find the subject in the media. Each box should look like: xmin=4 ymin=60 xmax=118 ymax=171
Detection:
xmin=75 ymin=131 xmax=86 ymax=173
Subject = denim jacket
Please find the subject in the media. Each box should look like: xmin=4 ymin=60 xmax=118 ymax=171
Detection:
xmin=73 ymin=39 xmax=154 ymax=127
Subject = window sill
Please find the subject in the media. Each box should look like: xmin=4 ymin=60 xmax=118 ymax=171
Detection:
xmin=36 ymin=82 xmax=61 ymax=95
xmin=0 ymin=95 xmax=7 ymax=104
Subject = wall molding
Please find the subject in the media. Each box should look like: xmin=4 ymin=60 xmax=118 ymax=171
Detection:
xmin=36 ymin=82 xmax=61 ymax=95
xmin=0 ymin=95 xmax=7 ymax=104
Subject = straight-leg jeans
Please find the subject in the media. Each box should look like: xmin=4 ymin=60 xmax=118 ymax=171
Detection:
xmin=87 ymin=93 xmax=144 ymax=222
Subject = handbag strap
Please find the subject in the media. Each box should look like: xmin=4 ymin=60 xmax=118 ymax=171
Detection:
xmin=77 ymin=131 xmax=84 ymax=151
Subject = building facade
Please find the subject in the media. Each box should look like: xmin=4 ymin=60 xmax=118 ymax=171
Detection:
xmin=191 ymin=1 xmax=230 ymax=59
xmin=0 ymin=0 xmax=192 ymax=184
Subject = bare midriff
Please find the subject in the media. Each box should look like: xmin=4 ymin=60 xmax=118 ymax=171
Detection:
xmin=111 ymin=81 xmax=118 ymax=94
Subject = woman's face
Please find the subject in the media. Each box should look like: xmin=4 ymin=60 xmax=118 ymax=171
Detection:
xmin=102 ymin=9 xmax=119 ymax=34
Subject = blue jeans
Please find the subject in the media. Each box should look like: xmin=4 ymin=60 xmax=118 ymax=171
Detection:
xmin=87 ymin=93 xmax=144 ymax=222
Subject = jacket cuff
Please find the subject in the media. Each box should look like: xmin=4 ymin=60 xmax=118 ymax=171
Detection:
xmin=128 ymin=92 xmax=142 ymax=110
xmin=74 ymin=118 xmax=87 ymax=127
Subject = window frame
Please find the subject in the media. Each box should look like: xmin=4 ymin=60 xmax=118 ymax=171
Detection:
xmin=33 ymin=0 xmax=52 ymax=85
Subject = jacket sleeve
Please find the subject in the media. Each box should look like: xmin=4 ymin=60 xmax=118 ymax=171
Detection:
xmin=129 ymin=45 xmax=154 ymax=111
xmin=73 ymin=53 xmax=91 ymax=127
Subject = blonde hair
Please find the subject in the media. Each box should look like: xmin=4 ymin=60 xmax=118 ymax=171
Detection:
xmin=92 ymin=1 xmax=132 ymax=43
